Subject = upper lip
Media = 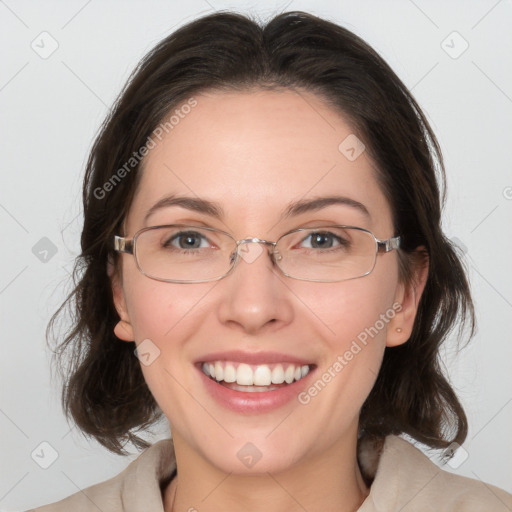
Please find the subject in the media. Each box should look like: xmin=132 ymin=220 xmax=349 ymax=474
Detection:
xmin=195 ymin=350 xmax=315 ymax=366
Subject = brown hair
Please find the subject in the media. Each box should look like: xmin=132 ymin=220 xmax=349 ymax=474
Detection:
xmin=48 ymin=11 xmax=475 ymax=455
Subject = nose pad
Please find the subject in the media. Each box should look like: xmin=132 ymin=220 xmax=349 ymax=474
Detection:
xmin=229 ymin=249 xmax=238 ymax=266
xmin=272 ymin=248 xmax=283 ymax=262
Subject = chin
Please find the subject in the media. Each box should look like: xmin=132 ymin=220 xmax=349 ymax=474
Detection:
xmin=196 ymin=433 xmax=308 ymax=475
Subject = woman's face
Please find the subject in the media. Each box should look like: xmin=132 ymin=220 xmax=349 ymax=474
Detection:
xmin=113 ymin=89 xmax=418 ymax=474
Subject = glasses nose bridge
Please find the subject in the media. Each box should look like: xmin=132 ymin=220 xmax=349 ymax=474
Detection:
xmin=236 ymin=237 xmax=277 ymax=252
xmin=233 ymin=237 xmax=280 ymax=263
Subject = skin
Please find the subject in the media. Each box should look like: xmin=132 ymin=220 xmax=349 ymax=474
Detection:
xmin=111 ymin=89 xmax=428 ymax=512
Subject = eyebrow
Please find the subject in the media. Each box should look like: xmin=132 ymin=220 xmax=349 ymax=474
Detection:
xmin=144 ymin=194 xmax=370 ymax=224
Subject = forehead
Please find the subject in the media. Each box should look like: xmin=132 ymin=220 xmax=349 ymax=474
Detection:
xmin=128 ymin=89 xmax=393 ymax=235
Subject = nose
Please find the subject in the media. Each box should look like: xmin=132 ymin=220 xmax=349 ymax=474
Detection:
xmin=216 ymin=241 xmax=294 ymax=334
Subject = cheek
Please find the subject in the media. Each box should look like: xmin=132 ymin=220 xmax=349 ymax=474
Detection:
xmin=295 ymin=273 xmax=399 ymax=419
xmin=293 ymin=262 xmax=399 ymax=408
xmin=123 ymin=274 xmax=215 ymax=341
xmin=291 ymin=265 xmax=399 ymax=347
xmin=121 ymin=275 xmax=218 ymax=411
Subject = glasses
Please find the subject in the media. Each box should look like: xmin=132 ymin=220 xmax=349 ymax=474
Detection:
xmin=114 ymin=225 xmax=401 ymax=284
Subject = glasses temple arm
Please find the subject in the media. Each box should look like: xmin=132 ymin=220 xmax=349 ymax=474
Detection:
xmin=114 ymin=236 xmax=134 ymax=254
xmin=377 ymin=235 xmax=401 ymax=253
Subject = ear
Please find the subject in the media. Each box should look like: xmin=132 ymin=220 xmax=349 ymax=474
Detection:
xmin=386 ymin=247 xmax=429 ymax=347
xmin=109 ymin=256 xmax=135 ymax=342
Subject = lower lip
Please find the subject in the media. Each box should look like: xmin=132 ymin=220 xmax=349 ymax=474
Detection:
xmin=196 ymin=364 xmax=316 ymax=413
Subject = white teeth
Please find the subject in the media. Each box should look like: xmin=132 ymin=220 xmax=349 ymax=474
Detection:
xmin=223 ymin=363 xmax=237 ymax=383
xmin=236 ymin=363 xmax=254 ymax=385
xmin=271 ymin=364 xmax=285 ymax=384
xmin=284 ymin=365 xmax=295 ymax=384
xmin=253 ymin=365 xmax=272 ymax=386
xmin=214 ymin=362 xmax=224 ymax=381
xmin=202 ymin=361 xmax=311 ymax=386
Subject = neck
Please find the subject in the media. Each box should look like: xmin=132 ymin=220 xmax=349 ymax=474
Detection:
xmin=163 ymin=431 xmax=370 ymax=512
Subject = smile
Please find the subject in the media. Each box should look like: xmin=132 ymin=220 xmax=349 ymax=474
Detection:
xmin=201 ymin=361 xmax=312 ymax=392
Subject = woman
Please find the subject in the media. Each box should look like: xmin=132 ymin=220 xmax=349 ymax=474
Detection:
xmin=32 ymin=10 xmax=512 ymax=512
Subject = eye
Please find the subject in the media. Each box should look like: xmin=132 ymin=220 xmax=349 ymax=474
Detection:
xmin=299 ymin=231 xmax=347 ymax=250
xmin=165 ymin=230 xmax=210 ymax=250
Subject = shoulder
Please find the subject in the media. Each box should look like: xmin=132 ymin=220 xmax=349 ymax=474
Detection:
xmin=27 ymin=438 xmax=176 ymax=512
xmin=359 ymin=435 xmax=512 ymax=512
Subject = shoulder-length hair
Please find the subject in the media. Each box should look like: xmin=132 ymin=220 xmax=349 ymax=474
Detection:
xmin=48 ymin=11 xmax=474 ymax=455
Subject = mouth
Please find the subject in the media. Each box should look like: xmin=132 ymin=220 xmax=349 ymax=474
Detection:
xmin=194 ymin=350 xmax=318 ymax=413
xmin=198 ymin=360 xmax=316 ymax=392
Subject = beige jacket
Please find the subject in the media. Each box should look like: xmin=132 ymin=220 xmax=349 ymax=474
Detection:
xmin=30 ymin=435 xmax=512 ymax=511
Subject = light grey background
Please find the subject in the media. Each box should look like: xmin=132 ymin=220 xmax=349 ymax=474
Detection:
xmin=1 ymin=0 xmax=511 ymax=509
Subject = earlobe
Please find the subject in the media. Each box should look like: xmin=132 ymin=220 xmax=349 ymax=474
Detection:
xmin=114 ymin=319 xmax=134 ymax=342
xmin=386 ymin=248 xmax=429 ymax=347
